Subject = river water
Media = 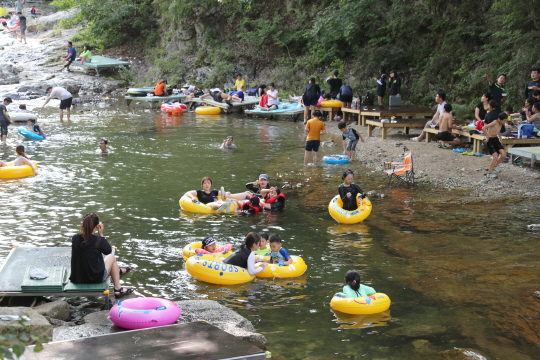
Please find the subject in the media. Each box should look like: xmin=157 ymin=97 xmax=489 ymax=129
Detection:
xmin=1 ymin=100 xmax=539 ymax=359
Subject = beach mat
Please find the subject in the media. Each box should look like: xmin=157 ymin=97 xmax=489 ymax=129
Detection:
xmin=21 ymin=267 xmax=68 ymax=292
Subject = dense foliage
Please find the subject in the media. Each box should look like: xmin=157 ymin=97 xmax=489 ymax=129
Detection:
xmin=57 ymin=0 xmax=540 ymax=115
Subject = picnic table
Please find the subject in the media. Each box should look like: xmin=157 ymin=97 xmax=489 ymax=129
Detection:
xmin=76 ymin=55 xmax=130 ymax=76
xmin=508 ymin=147 xmax=540 ymax=167
xmin=366 ymin=118 xmax=429 ymax=139
xmin=357 ymin=105 xmax=433 ymax=126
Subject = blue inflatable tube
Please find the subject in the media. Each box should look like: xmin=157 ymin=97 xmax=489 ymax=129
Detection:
xmin=323 ymin=154 xmax=350 ymax=164
xmin=18 ymin=127 xmax=44 ymax=141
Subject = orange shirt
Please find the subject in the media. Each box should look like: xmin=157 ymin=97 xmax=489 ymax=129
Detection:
xmin=155 ymin=82 xmax=166 ymax=96
xmin=305 ymin=118 xmax=326 ymax=141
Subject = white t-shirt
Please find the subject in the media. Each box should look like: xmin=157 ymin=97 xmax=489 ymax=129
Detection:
xmin=267 ymin=89 xmax=279 ymax=106
xmin=437 ymin=101 xmax=451 ymax=117
xmin=49 ymin=87 xmax=72 ymax=100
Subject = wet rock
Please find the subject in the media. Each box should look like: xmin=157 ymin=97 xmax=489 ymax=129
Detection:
xmin=367 ymin=190 xmax=378 ymax=197
xmin=175 ymin=300 xmax=267 ymax=349
xmin=532 ymin=291 xmax=540 ymax=299
xmin=527 ymin=224 xmax=540 ymax=230
xmin=388 ymin=324 xmax=447 ymax=337
xmin=81 ymin=310 xmax=115 ymax=326
xmin=439 ymin=348 xmax=488 ymax=360
xmin=282 ymin=183 xmax=294 ymax=190
xmin=36 ymin=8 xmax=81 ymax=30
xmin=34 ymin=300 xmax=71 ymax=321
xmin=45 ymin=316 xmax=76 ymax=328
xmin=412 ymin=339 xmax=432 ymax=351
xmin=17 ymin=86 xmax=47 ymax=96
xmin=0 ymin=307 xmax=53 ymax=338
xmin=321 ymin=140 xmax=336 ymax=147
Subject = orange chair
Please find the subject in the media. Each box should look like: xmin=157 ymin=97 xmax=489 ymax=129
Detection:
xmin=383 ymin=150 xmax=415 ymax=186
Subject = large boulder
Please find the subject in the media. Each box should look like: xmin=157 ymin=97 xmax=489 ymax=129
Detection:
xmin=33 ymin=300 xmax=71 ymax=321
xmin=53 ymin=310 xmax=121 ymax=342
xmin=0 ymin=307 xmax=53 ymax=338
xmin=175 ymin=300 xmax=267 ymax=349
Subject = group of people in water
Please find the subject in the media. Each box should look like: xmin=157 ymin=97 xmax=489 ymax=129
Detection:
xmin=69 ymin=217 xmax=374 ymax=300
xmin=184 ymin=174 xmax=286 ymax=214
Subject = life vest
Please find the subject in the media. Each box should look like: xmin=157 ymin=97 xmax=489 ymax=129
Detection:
xmin=264 ymin=192 xmax=286 ymax=205
xmin=241 ymin=202 xmax=262 ymax=213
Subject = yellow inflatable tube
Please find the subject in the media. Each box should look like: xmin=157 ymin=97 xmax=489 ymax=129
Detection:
xmin=182 ymin=242 xmax=233 ymax=261
xmin=185 ymin=255 xmax=255 ymax=285
xmin=196 ymin=107 xmax=221 ymax=115
xmin=330 ymin=293 xmax=391 ymax=315
xmin=328 ymin=195 xmax=372 ymax=224
xmin=321 ymin=100 xmax=342 ymax=108
xmin=0 ymin=161 xmax=38 ymax=179
xmin=179 ymin=194 xmax=234 ymax=214
xmin=255 ymin=256 xmax=307 ymax=278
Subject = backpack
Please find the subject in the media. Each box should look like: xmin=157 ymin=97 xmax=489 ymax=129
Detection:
xmin=363 ymin=92 xmax=375 ymax=106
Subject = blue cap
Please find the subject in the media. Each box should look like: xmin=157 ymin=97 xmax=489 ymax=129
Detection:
xmin=333 ymin=70 xmax=339 ymax=75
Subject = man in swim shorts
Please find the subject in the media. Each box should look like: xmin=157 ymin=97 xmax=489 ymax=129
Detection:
xmin=17 ymin=11 xmax=26 ymax=44
xmin=41 ymin=86 xmax=73 ymax=121
xmin=482 ymin=113 xmax=507 ymax=178
xmin=304 ymin=110 xmax=326 ymax=165
xmin=436 ymin=103 xmax=462 ymax=148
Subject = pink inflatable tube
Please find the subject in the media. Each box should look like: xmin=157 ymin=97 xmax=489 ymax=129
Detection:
xmin=6 ymin=22 xmax=20 ymax=30
xmin=108 ymin=298 xmax=181 ymax=330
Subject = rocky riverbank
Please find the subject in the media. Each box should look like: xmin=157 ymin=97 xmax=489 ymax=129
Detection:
xmin=323 ymin=121 xmax=540 ymax=199
xmin=0 ymin=297 xmax=266 ymax=349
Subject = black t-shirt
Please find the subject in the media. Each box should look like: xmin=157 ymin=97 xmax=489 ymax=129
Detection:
xmin=339 ymin=85 xmax=353 ymax=97
xmin=70 ymin=234 xmax=112 ymax=284
xmin=476 ymin=103 xmax=488 ymax=120
xmin=525 ymin=79 xmax=540 ymax=99
xmin=223 ymin=246 xmax=251 ymax=268
xmin=304 ymin=83 xmax=320 ymax=100
xmin=19 ymin=15 xmax=26 ymax=27
xmin=389 ymin=77 xmax=401 ymax=96
xmin=327 ymin=78 xmax=342 ymax=98
xmin=0 ymin=104 xmax=8 ymax=123
xmin=484 ymin=110 xmax=500 ymax=125
xmin=245 ymin=182 xmax=270 ymax=195
xmin=489 ymin=83 xmax=505 ymax=105
xmin=338 ymin=183 xmax=366 ymax=211
xmin=196 ymin=189 xmax=219 ymax=204
xmin=377 ymin=74 xmax=387 ymax=96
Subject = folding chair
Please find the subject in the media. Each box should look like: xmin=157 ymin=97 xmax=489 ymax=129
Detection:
xmin=382 ymin=150 xmax=415 ymax=187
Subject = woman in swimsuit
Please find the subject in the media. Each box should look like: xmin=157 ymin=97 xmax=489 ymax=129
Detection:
xmin=0 ymin=145 xmax=38 ymax=175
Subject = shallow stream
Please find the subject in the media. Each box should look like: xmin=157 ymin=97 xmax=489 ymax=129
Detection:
xmin=1 ymin=101 xmax=539 ymax=359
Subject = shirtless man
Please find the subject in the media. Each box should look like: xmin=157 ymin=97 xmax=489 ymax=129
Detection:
xmin=482 ymin=113 xmax=507 ymax=178
xmin=199 ymin=88 xmax=231 ymax=105
xmin=436 ymin=103 xmax=462 ymax=148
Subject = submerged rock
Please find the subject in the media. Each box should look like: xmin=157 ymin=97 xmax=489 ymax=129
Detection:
xmin=439 ymin=348 xmax=488 ymax=360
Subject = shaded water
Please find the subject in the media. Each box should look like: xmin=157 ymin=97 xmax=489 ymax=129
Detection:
xmin=1 ymin=100 xmax=539 ymax=359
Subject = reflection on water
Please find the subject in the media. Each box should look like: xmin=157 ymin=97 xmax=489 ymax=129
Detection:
xmin=1 ymin=100 xmax=540 ymax=359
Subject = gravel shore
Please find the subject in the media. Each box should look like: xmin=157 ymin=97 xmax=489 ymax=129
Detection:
xmin=323 ymin=120 xmax=540 ymax=199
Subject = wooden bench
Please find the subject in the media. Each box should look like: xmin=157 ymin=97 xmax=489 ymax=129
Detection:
xmin=424 ymin=128 xmax=540 ymax=152
xmin=366 ymin=119 xmax=427 ymax=139
xmin=508 ymin=147 xmax=540 ymax=167
xmin=359 ymin=106 xmax=433 ymax=127
xmin=341 ymin=108 xmax=361 ymax=123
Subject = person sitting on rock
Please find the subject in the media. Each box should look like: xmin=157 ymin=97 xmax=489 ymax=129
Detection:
xmin=69 ymin=212 xmax=134 ymax=299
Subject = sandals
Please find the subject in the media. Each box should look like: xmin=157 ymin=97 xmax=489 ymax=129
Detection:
xmin=119 ymin=266 xmax=132 ymax=280
xmin=114 ymin=287 xmax=135 ymax=299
